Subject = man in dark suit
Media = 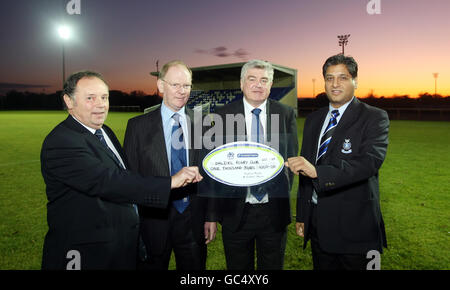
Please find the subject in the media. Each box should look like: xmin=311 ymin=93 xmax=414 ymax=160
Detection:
xmin=123 ymin=61 xmax=217 ymax=270
xmin=213 ymin=59 xmax=298 ymax=270
xmin=285 ymin=54 xmax=389 ymax=270
xmin=40 ymin=71 xmax=202 ymax=270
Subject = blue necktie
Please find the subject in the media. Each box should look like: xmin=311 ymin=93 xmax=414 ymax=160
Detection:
xmin=251 ymin=108 xmax=264 ymax=144
xmin=316 ymin=110 xmax=340 ymax=164
xmin=250 ymin=108 xmax=266 ymax=201
xmin=170 ymin=113 xmax=189 ymax=213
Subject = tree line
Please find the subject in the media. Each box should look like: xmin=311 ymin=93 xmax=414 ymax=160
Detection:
xmin=1 ymin=90 xmax=450 ymax=111
xmin=300 ymin=92 xmax=450 ymax=109
xmin=0 ymin=90 xmax=162 ymax=111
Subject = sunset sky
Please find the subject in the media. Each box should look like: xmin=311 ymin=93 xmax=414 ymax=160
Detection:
xmin=1 ymin=0 xmax=449 ymax=98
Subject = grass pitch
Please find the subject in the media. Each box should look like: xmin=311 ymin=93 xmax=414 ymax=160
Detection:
xmin=0 ymin=111 xmax=448 ymax=269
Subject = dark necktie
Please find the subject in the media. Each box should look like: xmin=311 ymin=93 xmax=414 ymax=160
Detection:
xmin=251 ymin=108 xmax=264 ymax=144
xmin=316 ymin=110 xmax=340 ymax=164
xmin=170 ymin=113 xmax=189 ymax=213
xmin=95 ymin=129 xmax=146 ymax=260
xmin=94 ymin=129 xmax=124 ymax=169
xmin=250 ymin=108 xmax=266 ymax=201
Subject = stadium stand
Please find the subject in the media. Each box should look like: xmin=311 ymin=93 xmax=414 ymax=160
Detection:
xmin=186 ymin=86 xmax=294 ymax=112
xmin=150 ymin=62 xmax=297 ymax=114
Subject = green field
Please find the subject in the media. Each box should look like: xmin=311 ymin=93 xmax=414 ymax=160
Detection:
xmin=0 ymin=111 xmax=449 ymax=270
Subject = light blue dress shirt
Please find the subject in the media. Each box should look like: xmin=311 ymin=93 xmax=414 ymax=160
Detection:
xmin=160 ymin=102 xmax=190 ymax=173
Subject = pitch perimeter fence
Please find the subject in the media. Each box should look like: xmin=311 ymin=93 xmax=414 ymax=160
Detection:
xmin=298 ymin=107 xmax=450 ymax=121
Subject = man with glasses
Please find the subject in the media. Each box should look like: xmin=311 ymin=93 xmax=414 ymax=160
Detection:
xmin=285 ymin=54 xmax=389 ymax=270
xmin=213 ymin=59 xmax=298 ymax=270
xmin=123 ymin=60 xmax=217 ymax=270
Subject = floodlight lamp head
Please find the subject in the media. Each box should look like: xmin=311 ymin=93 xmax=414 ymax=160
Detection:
xmin=58 ymin=26 xmax=71 ymax=40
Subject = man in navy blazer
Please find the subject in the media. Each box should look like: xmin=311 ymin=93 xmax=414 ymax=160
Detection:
xmin=286 ymin=54 xmax=389 ymax=270
xmin=40 ymin=71 xmax=201 ymax=270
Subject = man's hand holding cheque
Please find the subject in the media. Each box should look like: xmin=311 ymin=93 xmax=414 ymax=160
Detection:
xmin=171 ymin=166 xmax=203 ymax=189
xmin=285 ymin=156 xmax=317 ymax=179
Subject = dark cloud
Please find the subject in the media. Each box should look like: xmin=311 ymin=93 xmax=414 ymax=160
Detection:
xmin=194 ymin=49 xmax=208 ymax=54
xmin=212 ymin=46 xmax=230 ymax=57
xmin=215 ymin=52 xmax=230 ymax=57
xmin=232 ymin=48 xmax=250 ymax=59
xmin=195 ymin=46 xmax=250 ymax=60
xmin=213 ymin=46 xmax=227 ymax=52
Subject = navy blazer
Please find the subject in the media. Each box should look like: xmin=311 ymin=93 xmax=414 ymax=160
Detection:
xmin=123 ymin=106 xmax=217 ymax=256
xmin=40 ymin=115 xmax=171 ymax=269
xmin=213 ymin=98 xmax=299 ymax=232
xmin=297 ymin=98 xmax=389 ymax=254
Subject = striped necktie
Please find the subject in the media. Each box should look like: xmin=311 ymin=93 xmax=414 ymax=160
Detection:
xmin=312 ymin=109 xmax=340 ymax=204
xmin=316 ymin=110 xmax=340 ymax=164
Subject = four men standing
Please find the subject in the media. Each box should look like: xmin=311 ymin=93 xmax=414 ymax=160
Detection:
xmin=40 ymin=55 xmax=389 ymax=270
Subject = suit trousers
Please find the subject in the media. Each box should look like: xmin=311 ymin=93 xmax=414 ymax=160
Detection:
xmin=310 ymin=204 xmax=369 ymax=270
xmin=222 ymin=203 xmax=287 ymax=270
xmin=138 ymin=205 xmax=206 ymax=270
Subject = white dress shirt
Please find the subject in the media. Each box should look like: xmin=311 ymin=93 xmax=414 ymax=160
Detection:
xmin=312 ymin=96 xmax=354 ymax=204
xmin=72 ymin=115 xmax=126 ymax=169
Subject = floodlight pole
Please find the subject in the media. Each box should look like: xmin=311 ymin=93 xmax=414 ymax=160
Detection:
xmin=312 ymin=78 xmax=316 ymax=98
xmin=156 ymin=59 xmax=160 ymax=95
xmin=433 ymin=73 xmax=439 ymax=97
xmin=58 ymin=26 xmax=70 ymax=89
xmin=338 ymin=34 xmax=350 ymax=55
xmin=62 ymin=42 xmax=66 ymax=89
xmin=156 ymin=59 xmax=159 ymax=76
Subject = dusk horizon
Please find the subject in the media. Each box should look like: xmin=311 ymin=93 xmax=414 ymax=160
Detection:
xmin=1 ymin=0 xmax=449 ymax=99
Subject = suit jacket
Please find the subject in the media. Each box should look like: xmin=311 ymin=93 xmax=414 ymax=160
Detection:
xmin=297 ymin=97 xmax=389 ymax=254
xmin=123 ymin=106 xmax=216 ymax=256
xmin=213 ymin=98 xmax=299 ymax=232
xmin=40 ymin=115 xmax=171 ymax=270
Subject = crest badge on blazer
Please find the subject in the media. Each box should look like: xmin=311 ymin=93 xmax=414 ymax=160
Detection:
xmin=341 ymin=139 xmax=352 ymax=154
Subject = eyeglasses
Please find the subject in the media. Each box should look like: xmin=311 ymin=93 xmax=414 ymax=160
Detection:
xmin=161 ymin=79 xmax=192 ymax=90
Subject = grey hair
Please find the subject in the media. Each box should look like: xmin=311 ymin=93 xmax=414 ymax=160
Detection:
xmin=240 ymin=59 xmax=274 ymax=82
